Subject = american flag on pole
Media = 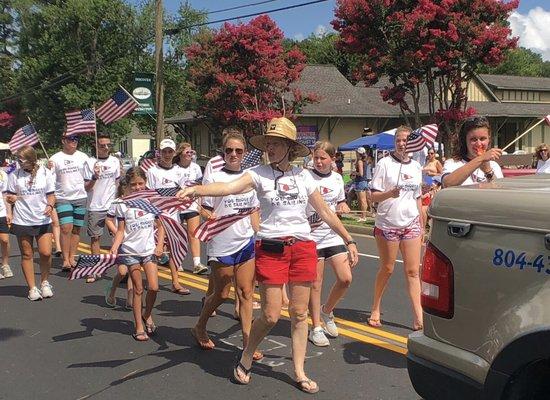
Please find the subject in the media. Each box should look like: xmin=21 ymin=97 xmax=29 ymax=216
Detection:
xmin=9 ymin=124 xmax=39 ymax=152
xmin=123 ymin=187 xmax=192 ymax=214
xmin=242 ymin=148 xmax=263 ymax=169
xmin=208 ymin=155 xmax=225 ymax=173
xmin=69 ymin=254 xmax=118 ymax=280
xmin=96 ymin=88 xmax=139 ymax=124
xmin=125 ymin=199 xmax=189 ymax=267
xmin=139 ymin=158 xmax=156 ymax=173
xmin=65 ymin=108 xmax=97 ymax=136
xmin=544 ymin=114 xmax=550 ymax=126
xmin=194 ymin=207 xmax=259 ymax=242
xmin=406 ymin=124 xmax=439 ymax=153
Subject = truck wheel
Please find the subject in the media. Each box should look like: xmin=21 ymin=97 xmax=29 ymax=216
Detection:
xmin=503 ymin=359 xmax=550 ymax=400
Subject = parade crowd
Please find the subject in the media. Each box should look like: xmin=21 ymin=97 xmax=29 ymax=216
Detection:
xmin=1 ymin=115 xmax=547 ymax=394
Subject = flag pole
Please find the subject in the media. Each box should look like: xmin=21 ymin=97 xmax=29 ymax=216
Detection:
xmin=26 ymin=116 xmax=49 ymax=159
xmin=93 ymin=106 xmax=98 ymax=159
xmin=502 ymin=117 xmax=545 ymax=152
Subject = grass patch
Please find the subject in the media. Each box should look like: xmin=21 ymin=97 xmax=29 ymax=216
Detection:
xmin=340 ymin=215 xmax=375 ymax=227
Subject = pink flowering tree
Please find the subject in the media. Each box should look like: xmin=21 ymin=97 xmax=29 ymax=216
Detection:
xmin=333 ymin=0 xmax=518 ymax=152
xmin=185 ymin=15 xmax=317 ymax=136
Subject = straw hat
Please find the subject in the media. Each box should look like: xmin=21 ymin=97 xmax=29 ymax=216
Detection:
xmin=249 ymin=117 xmax=311 ymax=158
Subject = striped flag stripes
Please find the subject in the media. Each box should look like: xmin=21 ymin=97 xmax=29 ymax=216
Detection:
xmin=65 ymin=108 xmax=97 ymax=136
xmin=307 ymin=212 xmax=323 ymax=231
xmin=406 ymin=124 xmax=439 ymax=153
xmin=9 ymin=124 xmax=39 ymax=152
xmin=194 ymin=207 xmax=259 ymax=242
xmin=96 ymin=88 xmax=139 ymax=124
xmin=139 ymin=158 xmax=156 ymax=173
xmin=69 ymin=254 xmax=118 ymax=280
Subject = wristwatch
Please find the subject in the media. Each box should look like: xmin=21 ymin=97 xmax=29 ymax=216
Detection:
xmin=346 ymin=239 xmax=357 ymax=246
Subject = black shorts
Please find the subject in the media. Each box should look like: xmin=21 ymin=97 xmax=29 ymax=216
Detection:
xmin=0 ymin=217 xmax=9 ymax=234
xmin=10 ymin=223 xmax=52 ymax=237
xmin=317 ymin=244 xmax=348 ymax=260
xmin=180 ymin=211 xmax=199 ymax=222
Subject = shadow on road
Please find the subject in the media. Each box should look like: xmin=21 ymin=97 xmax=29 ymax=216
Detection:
xmin=342 ymin=340 xmax=407 ymax=369
xmin=337 ymin=307 xmax=413 ymax=330
xmin=0 ymin=327 xmax=25 ymax=342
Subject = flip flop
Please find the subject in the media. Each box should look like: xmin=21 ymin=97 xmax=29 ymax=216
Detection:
xmin=61 ymin=265 xmax=72 ymax=272
xmin=367 ymin=318 xmax=382 ymax=327
xmin=252 ymin=350 xmax=264 ymax=361
xmin=142 ymin=317 xmax=157 ymax=336
xmin=171 ymin=287 xmax=190 ymax=295
xmin=191 ymin=327 xmax=215 ymax=350
xmin=233 ymin=358 xmax=251 ymax=385
xmin=296 ymin=378 xmax=319 ymax=394
xmin=132 ymin=332 xmax=149 ymax=342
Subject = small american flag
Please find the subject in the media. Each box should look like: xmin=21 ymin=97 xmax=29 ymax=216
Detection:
xmin=139 ymin=158 xmax=156 ymax=173
xmin=65 ymin=108 xmax=97 ymax=135
xmin=69 ymin=254 xmax=118 ymax=280
xmin=125 ymin=198 xmax=189 ymax=267
xmin=209 ymin=155 xmax=225 ymax=173
xmin=406 ymin=124 xmax=438 ymax=153
xmin=96 ymin=88 xmax=139 ymax=124
xmin=307 ymin=212 xmax=323 ymax=231
xmin=123 ymin=187 xmax=192 ymax=214
xmin=194 ymin=207 xmax=259 ymax=242
xmin=9 ymin=124 xmax=39 ymax=152
xmin=545 ymin=115 xmax=550 ymax=126
xmin=242 ymin=148 xmax=263 ymax=170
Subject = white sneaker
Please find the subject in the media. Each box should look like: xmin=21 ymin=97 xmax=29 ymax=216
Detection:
xmin=0 ymin=271 xmax=4 ymax=279
xmin=193 ymin=263 xmax=209 ymax=275
xmin=41 ymin=281 xmax=54 ymax=298
xmin=309 ymin=327 xmax=330 ymax=347
xmin=320 ymin=305 xmax=339 ymax=337
xmin=28 ymin=287 xmax=43 ymax=301
xmin=177 ymin=265 xmax=184 ymax=272
xmin=1 ymin=265 xmax=13 ymax=278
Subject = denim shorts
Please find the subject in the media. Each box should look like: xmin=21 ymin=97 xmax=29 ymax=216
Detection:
xmin=118 ymin=253 xmax=157 ymax=267
xmin=354 ymin=180 xmax=370 ymax=192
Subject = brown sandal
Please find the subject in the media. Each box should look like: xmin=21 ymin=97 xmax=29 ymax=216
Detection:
xmin=367 ymin=318 xmax=382 ymax=327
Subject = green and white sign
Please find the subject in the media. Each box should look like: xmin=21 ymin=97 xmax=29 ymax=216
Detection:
xmin=132 ymin=73 xmax=155 ymax=115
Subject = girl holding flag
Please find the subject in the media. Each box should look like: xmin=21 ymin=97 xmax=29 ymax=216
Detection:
xmin=442 ymin=116 xmax=503 ymax=187
xmin=177 ymin=117 xmax=358 ymax=394
xmin=368 ymin=126 xmax=424 ymax=331
xmin=110 ymin=167 xmax=165 ymax=341
xmin=191 ymin=132 xmax=262 ymax=361
xmin=306 ymin=140 xmax=355 ymax=347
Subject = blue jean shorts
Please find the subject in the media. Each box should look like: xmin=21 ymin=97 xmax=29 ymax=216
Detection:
xmin=208 ymin=237 xmax=255 ymax=267
xmin=354 ymin=180 xmax=370 ymax=192
xmin=118 ymin=253 xmax=157 ymax=267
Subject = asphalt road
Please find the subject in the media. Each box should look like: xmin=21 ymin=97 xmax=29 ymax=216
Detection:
xmin=0 ymin=233 xmax=422 ymax=400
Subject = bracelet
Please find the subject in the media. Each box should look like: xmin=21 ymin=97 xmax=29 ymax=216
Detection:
xmin=346 ymin=239 xmax=357 ymax=246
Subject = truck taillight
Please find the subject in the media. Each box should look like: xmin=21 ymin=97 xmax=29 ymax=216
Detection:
xmin=421 ymin=242 xmax=454 ymax=319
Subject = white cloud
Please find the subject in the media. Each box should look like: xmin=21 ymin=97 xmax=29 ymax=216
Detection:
xmin=508 ymin=7 xmax=550 ymax=61
xmin=293 ymin=33 xmax=305 ymax=42
xmin=314 ymin=24 xmax=329 ymax=37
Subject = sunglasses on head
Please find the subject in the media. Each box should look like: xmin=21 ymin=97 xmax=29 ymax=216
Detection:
xmin=65 ymin=136 xmax=79 ymax=142
xmin=224 ymin=147 xmax=244 ymax=155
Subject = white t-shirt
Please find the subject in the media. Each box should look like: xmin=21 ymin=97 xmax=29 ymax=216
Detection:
xmin=202 ymin=168 xmax=259 ymax=257
xmin=0 ymin=170 xmax=7 ymax=218
xmin=115 ymin=201 xmax=157 ymax=256
xmin=50 ymin=150 xmax=89 ymax=201
xmin=178 ymin=162 xmax=203 ymax=214
xmin=7 ymin=166 xmax=55 ymax=226
xmin=202 ymin=155 xmax=225 ymax=182
xmin=85 ymin=155 xmax=121 ymax=211
xmin=442 ymin=159 xmax=503 ymax=185
xmin=306 ymin=169 xmax=346 ymax=249
xmin=246 ymin=165 xmax=317 ymax=241
xmin=146 ymin=164 xmax=186 ymax=189
xmin=371 ymin=154 xmax=422 ymax=230
xmin=536 ymin=159 xmax=550 ymax=174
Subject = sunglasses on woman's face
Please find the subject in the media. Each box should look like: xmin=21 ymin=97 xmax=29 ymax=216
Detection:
xmin=224 ymin=147 xmax=244 ymax=155
xmin=541 ymin=149 xmax=548 ymax=153
xmin=65 ymin=136 xmax=79 ymax=142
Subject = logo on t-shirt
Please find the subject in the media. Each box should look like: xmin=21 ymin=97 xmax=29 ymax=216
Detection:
xmin=64 ymin=159 xmax=73 ymax=165
xmin=277 ymin=182 xmax=298 ymax=196
xmin=162 ymin=177 xmax=175 ymax=185
xmin=401 ymin=173 xmax=413 ymax=181
xmin=134 ymin=209 xmax=146 ymax=218
xmin=319 ymin=186 xmax=332 ymax=195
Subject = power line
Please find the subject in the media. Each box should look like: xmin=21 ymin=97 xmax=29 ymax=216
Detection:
xmin=0 ymin=0 xmax=329 ymax=105
xmin=207 ymin=0 xmax=282 ymax=16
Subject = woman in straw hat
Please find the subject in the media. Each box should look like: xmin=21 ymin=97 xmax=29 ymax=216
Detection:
xmin=177 ymin=117 xmax=358 ymax=394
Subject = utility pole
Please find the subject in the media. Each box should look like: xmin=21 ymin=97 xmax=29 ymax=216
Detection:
xmin=154 ymin=0 xmax=165 ymax=143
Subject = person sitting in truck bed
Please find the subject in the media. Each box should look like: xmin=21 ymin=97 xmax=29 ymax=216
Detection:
xmin=442 ymin=116 xmax=504 ymax=187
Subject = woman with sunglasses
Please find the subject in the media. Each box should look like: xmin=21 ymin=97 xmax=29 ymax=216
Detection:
xmin=174 ymin=142 xmax=207 ymax=275
xmin=422 ymin=149 xmax=442 ymax=178
xmin=534 ymin=143 xmax=550 ymax=174
xmin=191 ymin=132 xmax=262 ymax=360
xmin=442 ymin=116 xmax=503 ymax=187
xmin=177 ymin=117 xmax=358 ymax=394
xmin=50 ymin=134 xmax=90 ymax=271
xmin=6 ymin=146 xmax=56 ymax=300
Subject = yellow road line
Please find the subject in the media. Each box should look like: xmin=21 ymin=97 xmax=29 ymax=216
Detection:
xmin=78 ymin=242 xmax=408 ymax=354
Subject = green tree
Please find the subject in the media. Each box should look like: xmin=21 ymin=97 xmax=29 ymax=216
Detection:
xmin=477 ymin=47 xmax=544 ymax=76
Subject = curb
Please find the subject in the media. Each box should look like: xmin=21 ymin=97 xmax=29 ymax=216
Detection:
xmin=343 ymin=223 xmax=374 ymax=236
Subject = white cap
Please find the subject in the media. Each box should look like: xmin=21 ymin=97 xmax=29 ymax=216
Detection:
xmin=159 ymin=138 xmax=176 ymax=150
xmin=356 ymin=147 xmax=366 ymax=154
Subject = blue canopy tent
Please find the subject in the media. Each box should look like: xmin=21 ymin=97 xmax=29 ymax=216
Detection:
xmin=338 ymin=132 xmax=395 ymax=151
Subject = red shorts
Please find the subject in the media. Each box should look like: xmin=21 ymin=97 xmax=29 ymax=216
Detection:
xmin=255 ymin=239 xmax=317 ymax=285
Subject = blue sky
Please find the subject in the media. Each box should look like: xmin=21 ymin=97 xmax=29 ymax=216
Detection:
xmin=128 ymin=0 xmax=550 ymax=60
